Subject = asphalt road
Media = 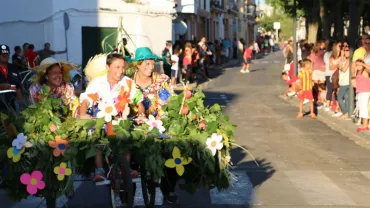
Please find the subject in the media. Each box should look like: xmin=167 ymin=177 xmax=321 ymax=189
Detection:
xmin=3 ymin=52 xmax=370 ymax=208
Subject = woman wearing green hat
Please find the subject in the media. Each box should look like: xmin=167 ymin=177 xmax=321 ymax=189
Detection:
xmin=131 ymin=47 xmax=178 ymax=203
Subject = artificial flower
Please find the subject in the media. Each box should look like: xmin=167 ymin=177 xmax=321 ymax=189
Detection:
xmin=88 ymin=93 xmax=99 ymax=102
xmin=54 ymin=162 xmax=72 ymax=181
xmin=7 ymin=147 xmax=25 ymax=163
xmin=20 ymin=171 xmax=45 ymax=195
xmin=96 ymin=101 xmax=118 ymax=122
xmin=145 ymin=115 xmax=165 ymax=133
xmin=48 ymin=136 xmax=68 ymax=157
xmin=165 ymin=146 xmax=192 ymax=176
xmin=206 ymin=133 xmax=224 ymax=156
xmin=11 ymin=133 xmax=32 ymax=150
xmin=158 ymin=88 xmax=171 ymax=102
xmin=115 ymin=87 xmax=131 ymax=114
xmin=49 ymin=124 xmax=57 ymax=132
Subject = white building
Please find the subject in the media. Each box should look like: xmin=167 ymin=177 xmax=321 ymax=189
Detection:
xmin=0 ymin=0 xmax=175 ymax=66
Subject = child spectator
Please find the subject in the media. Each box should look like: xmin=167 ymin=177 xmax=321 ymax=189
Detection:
xmin=297 ymin=59 xmax=316 ymax=119
xmin=317 ymin=83 xmax=327 ymax=109
xmin=353 ymin=59 xmax=370 ymax=131
xmin=171 ymin=49 xmax=179 ymax=85
xmin=281 ymin=72 xmax=300 ymax=97
xmin=241 ymin=43 xmax=253 ymax=73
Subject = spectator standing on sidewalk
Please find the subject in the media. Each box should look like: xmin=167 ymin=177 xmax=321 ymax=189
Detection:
xmin=352 ymin=59 xmax=370 ymax=131
xmin=309 ymin=40 xmax=326 ymax=103
xmin=171 ymin=49 xmax=179 ymax=85
xmin=162 ymin=41 xmax=173 ymax=77
xmin=297 ymin=59 xmax=316 ymax=119
xmin=351 ymin=34 xmax=369 ymax=76
xmin=252 ymin=40 xmax=260 ymax=60
xmin=37 ymin=43 xmax=67 ymax=64
xmin=12 ymin=46 xmax=26 ymax=72
xmin=335 ymin=48 xmax=351 ymax=119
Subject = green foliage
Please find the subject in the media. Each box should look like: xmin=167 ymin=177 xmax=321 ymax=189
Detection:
xmin=259 ymin=5 xmax=294 ymax=40
xmin=0 ymin=86 xmax=237 ymax=201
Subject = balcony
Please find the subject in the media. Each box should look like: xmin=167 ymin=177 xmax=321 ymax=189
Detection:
xmin=211 ymin=0 xmax=225 ymax=12
xmin=176 ymin=0 xmax=198 ymax=14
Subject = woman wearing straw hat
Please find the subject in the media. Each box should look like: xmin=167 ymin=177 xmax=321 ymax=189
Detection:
xmin=30 ymin=57 xmax=79 ymax=115
xmin=131 ymin=47 xmax=178 ymax=203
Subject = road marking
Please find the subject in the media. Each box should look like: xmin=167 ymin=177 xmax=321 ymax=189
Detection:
xmin=273 ymin=60 xmax=281 ymax=64
xmin=262 ymin=61 xmax=269 ymax=64
xmin=285 ymin=171 xmax=356 ymax=205
xmin=210 ymin=170 xmax=254 ymax=205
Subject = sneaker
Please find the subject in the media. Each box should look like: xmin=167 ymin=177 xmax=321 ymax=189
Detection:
xmin=324 ymin=107 xmax=330 ymax=112
xmin=287 ymin=92 xmax=296 ymax=97
xmin=245 ymin=70 xmax=250 ymax=73
xmin=93 ymin=173 xmax=111 ymax=186
xmin=317 ymin=105 xmax=323 ymax=110
xmin=332 ymin=112 xmax=343 ymax=117
xmin=240 ymin=69 xmax=244 ymax=73
xmin=164 ymin=192 xmax=178 ymax=204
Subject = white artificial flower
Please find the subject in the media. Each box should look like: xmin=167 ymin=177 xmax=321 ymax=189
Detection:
xmin=145 ymin=115 xmax=165 ymax=133
xmin=206 ymin=133 xmax=224 ymax=156
xmin=96 ymin=101 xmax=118 ymax=122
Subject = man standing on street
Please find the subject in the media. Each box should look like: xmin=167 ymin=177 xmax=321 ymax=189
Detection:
xmin=162 ymin=40 xmax=172 ymax=77
xmin=12 ymin=46 xmax=26 ymax=72
xmin=37 ymin=43 xmax=67 ymax=64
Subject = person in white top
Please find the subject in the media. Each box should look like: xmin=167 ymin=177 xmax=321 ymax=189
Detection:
xmin=335 ymin=48 xmax=351 ymax=119
xmin=323 ymin=41 xmax=333 ymax=111
xmin=79 ymin=53 xmax=145 ymax=185
xmin=170 ymin=49 xmax=180 ymax=85
xmin=269 ymin=38 xmax=275 ymax=53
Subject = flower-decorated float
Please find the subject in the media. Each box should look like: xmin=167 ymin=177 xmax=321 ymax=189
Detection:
xmin=0 ymin=52 xmax=239 ymax=208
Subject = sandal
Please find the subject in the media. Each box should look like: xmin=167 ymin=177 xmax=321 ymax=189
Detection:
xmin=297 ymin=112 xmax=303 ymax=118
xmin=93 ymin=173 xmax=111 ymax=186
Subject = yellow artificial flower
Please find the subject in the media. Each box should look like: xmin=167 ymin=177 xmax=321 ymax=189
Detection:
xmin=54 ymin=162 xmax=72 ymax=181
xmin=7 ymin=147 xmax=25 ymax=163
xmin=164 ymin=146 xmax=192 ymax=176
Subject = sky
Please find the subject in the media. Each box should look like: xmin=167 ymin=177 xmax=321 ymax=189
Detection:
xmin=257 ymin=0 xmax=265 ymax=4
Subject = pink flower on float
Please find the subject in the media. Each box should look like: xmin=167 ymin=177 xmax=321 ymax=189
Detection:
xmin=49 ymin=124 xmax=57 ymax=132
xmin=20 ymin=171 xmax=46 ymax=194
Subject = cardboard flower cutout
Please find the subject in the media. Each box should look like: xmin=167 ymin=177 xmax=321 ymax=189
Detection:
xmin=20 ymin=171 xmax=46 ymax=195
xmin=48 ymin=136 xmax=68 ymax=157
xmin=7 ymin=147 xmax=25 ymax=163
xmin=96 ymin=101 xmax=118 ymax=122
xmin=206 ymin=133 xmax=224 ymax=156
xmin=54 ymin=162 xmax=72 ymax=181
xmin=165 ymin=146 xmax=192 ymax=176
xmin=146 ymin=115 xmax=165 ymax=133
xmin=12 ymin=133 xmax=32 ymax=149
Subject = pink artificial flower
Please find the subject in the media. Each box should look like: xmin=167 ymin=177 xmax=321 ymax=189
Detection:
xmin=49 ymin=124 xmax=57 ymax=132
xmin=20 ymin=171 xmax=46 ymax=194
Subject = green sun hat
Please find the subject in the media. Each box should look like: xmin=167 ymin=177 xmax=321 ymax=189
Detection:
xmin=131 ymin=47 xmax=162 ymax=62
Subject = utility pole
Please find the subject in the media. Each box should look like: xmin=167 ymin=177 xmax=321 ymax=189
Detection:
xmin=293 ymin=0 xmax=297 ymax=76
xmin=348 ymin=0 xmax=356 ymax=118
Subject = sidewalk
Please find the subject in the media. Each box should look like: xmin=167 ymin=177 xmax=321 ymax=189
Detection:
xmin=173 ymin=59 xmax=240 ymax=91
xmin=280 ymin=94 xmax=370 ymax=149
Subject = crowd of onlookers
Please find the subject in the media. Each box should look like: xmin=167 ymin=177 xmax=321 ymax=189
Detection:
xmin=281 ymin=34 xmax=370 ymax=131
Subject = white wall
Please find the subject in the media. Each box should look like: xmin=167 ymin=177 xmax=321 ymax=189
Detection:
xmin=177 ymin=0 xmax=198 ymax=14
xmin=0 ymin=0 xmax=174 ymax=65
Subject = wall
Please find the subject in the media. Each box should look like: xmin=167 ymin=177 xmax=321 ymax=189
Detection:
xmin=177 ymin=0 xmax=198 ymax=14
xmin=0 ymin=0 xmax=174 ymax=65
xmin=0 ymin=0 xmax=54 ymax=55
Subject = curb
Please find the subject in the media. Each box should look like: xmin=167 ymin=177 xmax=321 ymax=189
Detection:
xmin=279 ymin=94 xmax=370 ymax=149
xmin=173 ymin=60 xmax=240 ymax=91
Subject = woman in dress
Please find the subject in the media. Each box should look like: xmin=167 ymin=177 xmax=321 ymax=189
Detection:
xmin=29 ymin=57 xmax=79 ymax=115
xmin=131 ymin=47 xmax=178 ymax=203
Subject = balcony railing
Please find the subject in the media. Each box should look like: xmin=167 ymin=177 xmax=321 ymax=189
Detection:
xmin=210 ymin=0 xmax=225 ymax=10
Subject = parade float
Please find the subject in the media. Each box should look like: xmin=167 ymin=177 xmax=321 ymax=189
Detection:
xmin=0 ymin=17 xmax=242 ymax=208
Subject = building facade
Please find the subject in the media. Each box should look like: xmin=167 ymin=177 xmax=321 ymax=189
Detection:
xmin=0 ymin=0 xmax=175 ymax=65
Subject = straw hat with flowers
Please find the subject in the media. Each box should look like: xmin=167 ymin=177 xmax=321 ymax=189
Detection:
xmin=33 ymin=57 xmax=76 ymax=84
